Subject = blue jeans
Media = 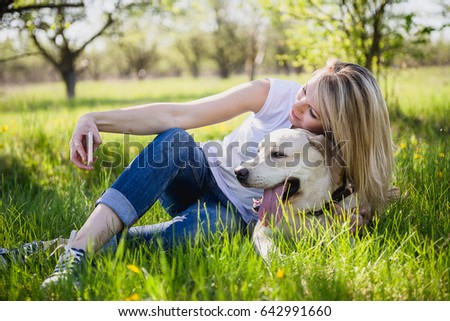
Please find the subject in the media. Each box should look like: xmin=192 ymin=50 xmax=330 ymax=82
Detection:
xmin=96 ymin=128 xmax=246 ymax=249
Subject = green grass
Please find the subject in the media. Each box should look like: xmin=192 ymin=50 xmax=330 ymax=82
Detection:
xmin=0 ymin=67 xmax=449 ymax=300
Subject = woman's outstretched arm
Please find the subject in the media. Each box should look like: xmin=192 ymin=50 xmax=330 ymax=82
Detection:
xmin=70 ymin=79 xmax=270 ymax=170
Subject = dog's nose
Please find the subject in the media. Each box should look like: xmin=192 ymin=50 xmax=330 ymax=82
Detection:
xmin=234 ymin=166 xmax=249 ymax=181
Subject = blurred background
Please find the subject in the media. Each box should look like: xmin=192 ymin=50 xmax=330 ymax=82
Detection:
xmin=0 ymin=0 xmax=448 ymax=99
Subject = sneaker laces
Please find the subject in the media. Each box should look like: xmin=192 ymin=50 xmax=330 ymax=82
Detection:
xmin=48 ymin=230 xmax=84 ymax=277
xmin=49 ymin=230 xmax=77 ymax=257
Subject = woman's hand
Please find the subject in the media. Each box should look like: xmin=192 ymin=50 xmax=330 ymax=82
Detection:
xmin=70 ymin=114 xmax=102 ymax=170
xmin=348 ymin=207 xmax=373 ymax=235
xmin=334 ymin=187 xmax=402 ymax=235
xmin=334 ymin=203 xmax=373 ymax=235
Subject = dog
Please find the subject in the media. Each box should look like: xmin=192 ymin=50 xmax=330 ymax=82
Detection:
xmin=234 ymin=128 xmax=354 ymax=261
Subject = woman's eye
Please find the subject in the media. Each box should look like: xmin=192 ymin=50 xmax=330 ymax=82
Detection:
xmin=309 ymin=107 xmax=317 ymax=119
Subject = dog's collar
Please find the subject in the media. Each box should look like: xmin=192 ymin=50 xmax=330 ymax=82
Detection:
xmin=310 ymin=181 xmax=353 ymax=217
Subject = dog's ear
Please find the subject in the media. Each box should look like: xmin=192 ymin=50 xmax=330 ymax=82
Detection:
xmin=307 ymin=133 xmax=327 ymax=157
xmin=308 ymin=133 xmax=345 ymax=188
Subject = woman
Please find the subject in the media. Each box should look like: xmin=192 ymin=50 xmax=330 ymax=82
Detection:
xmin=41 ymin=59 xmax=395 ymax=287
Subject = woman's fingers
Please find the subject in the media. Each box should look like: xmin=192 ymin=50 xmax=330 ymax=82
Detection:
xmin=92 ymin=130 xmax=102 ymax=151
xmin=333 ymin=203 xmax=372 ymax=234
xmin=70 ymin=138 xmax=93 ymax=170
xmin=70 ymin=135 xmax=93 ymax=170
xmin=69 ymin=116 xmax=102 ymax=170
xmin=70 ymin=137 xmax=86 ymax=162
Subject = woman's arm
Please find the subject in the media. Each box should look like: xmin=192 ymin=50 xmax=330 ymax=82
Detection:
xmin=70 ymin=79 xmax=270 ymax=170
xmin=91 ymin=79 xmax=269 ymax=134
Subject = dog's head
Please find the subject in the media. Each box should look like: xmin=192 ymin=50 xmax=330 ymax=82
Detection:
xmin=235 ymin=128 xmax=345 ymax=214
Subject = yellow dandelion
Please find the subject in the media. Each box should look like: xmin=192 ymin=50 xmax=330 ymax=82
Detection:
xmin=124 ymin=293 xmax=140 ymax=301
xmin=436 ymin=171 xmax=443 ymax=178
xmin=276 ymin=268 xmax=286 ymax=279
xmin=399 ymin=143 xmax=407 ymax=149
xmin=439 ymin=152 xmax=445 ymax=158
xmin=413 ymin=154 xmax=421 ymax=160
xmin=2 ymin=125 xmax=8 ymax=132
xmin=127 ymin=264 xmax=140 ymax=273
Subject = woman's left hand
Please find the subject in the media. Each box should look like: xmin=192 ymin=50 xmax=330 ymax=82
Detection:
xmin=348 ymin=207 xmax=373 ymax=234
xmin=334 ymin=204 xmax=373 ymax=235
xmin=70 ymin=114 xmax=102 ymax=170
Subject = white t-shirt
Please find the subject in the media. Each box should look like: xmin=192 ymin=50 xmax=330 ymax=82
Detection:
xmin=201 ymin=78 xmax=302 ymax=223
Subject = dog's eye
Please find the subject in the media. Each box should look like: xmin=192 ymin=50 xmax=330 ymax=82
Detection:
xmin=271 ymin=151 xmax=286 ymax=158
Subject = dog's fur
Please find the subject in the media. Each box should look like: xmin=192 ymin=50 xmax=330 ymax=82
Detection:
xmin=235 ymin=128 xmax=354 ymax=260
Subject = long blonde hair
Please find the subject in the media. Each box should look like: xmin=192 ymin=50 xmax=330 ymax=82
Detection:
xmin=317 ymin=59 xmax=394 ymax=211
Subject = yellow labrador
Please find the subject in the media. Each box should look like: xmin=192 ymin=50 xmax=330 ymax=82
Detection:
xmin=235 ymin=128 xmax=354 ymax=261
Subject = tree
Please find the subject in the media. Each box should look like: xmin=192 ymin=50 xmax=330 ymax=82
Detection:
xmin=1 ymin=1 xmax=115 ymax=98
xmin=1 ymin=0 xmax=167 ymax=98
xmin=0 ymin=0 xmax=84 ymax=18
xmin=263 ymin=0 xmax=436 ymax=72
xmin=120 ymin=40 xmax=160 ymax=80
xmin=159 ymin=0 xmax=269 ymax=79
xmin=261 ymin=4 xmax=297 ymax=75
xmin=175 ymin=31 xmax=208 ymax=78
xmin=209 ymin=0 xmax=247 ymax=78
xmin=239 ymin=1 xmax=267 ymax=81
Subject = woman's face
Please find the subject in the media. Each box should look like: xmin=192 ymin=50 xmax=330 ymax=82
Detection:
xmin=289 ymin=73 xmax=324 ymax=134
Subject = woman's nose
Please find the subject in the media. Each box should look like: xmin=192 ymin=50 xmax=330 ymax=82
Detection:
xmin=293 ymin=101 xmax=307 ymax=114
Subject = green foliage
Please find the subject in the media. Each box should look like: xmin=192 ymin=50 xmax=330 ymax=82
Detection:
xmin=394 ymin=40 xmax=450 ymax=67
xmin=261 ymin=0 xmax=443 ymax=72
xmin=0 ymin=68 xmax=449 ymax=300
xmin=2 ymin=0 xmax=445 ymax=86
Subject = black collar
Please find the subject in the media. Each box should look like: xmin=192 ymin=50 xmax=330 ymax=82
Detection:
xmin=310 ymin=180 xmax=353 ymax=217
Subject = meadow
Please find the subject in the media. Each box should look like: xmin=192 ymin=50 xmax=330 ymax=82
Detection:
xmin=0 ymin=67 xmax=449 ymax=300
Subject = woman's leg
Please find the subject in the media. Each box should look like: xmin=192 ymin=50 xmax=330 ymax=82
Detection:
xmin=71 ymin=203 xmax=123 ymax=253
xmin=107 ymin=181 xmax=246 ymax=251
xmin=42 ymin=128 xmax=215 ymax=286
xmin=76 ymin=128 xmax=212 ymax=253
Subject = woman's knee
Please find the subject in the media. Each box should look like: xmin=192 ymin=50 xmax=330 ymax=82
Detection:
xmin=134 ymin=128 xmax=197 ymax=168
xmin=160 ymin=128 xmax=202 ymax=164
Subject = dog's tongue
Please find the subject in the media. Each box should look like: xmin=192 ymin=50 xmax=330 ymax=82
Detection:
xmin=258 ymin=184 xmax=285 ymax=226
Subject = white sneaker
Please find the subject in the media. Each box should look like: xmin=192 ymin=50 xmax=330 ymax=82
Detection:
xmin=41 ymin=230 xmax=85 ymax=288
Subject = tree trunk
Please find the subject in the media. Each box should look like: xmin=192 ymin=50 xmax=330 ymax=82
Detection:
xmin=190 ymin=63 xmax=200 ymax=78
xmin=245 ymin=59 xmax=256 ymax=81
xmin=218 ymin=63 xmax=230 ymax=78
xmin=216 ymin=49 xmax=230 ymax=78
xmin=62 ymin=69 xmax=76 ymax=99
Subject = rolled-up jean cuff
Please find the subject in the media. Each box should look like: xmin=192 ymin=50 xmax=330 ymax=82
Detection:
xmin=95 ymin=188 xmax=138 ymax=227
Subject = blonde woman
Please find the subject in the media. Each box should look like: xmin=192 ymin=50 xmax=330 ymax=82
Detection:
xmin=38 ymin=59 xmax=394 ymax=287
